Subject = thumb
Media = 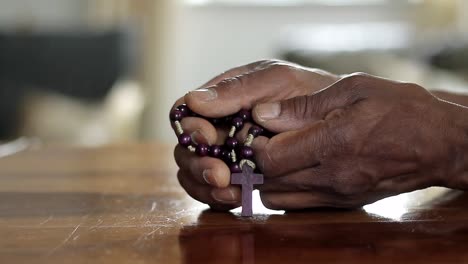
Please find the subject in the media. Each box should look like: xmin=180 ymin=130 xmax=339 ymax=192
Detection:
xmin=184 ymin=61 xmax=325 ymax=118
xmin=252 ymin=74 xmax=366 ymax=133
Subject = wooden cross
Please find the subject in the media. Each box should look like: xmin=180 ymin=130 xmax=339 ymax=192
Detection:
xmin=231 ymin=165 xmax=264 ymax=217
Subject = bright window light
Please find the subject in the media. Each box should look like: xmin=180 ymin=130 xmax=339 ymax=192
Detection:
xmin=185 ymin=0 xmax=418 ymax=6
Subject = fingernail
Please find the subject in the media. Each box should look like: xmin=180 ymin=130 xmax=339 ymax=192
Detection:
xmin=203 ymin=169 xmax=219 ymax=186
xmin=255 ymin=102 xmax=281 ymax=121
xmin=190 ymin=130 xmax=207 ymax=145
xmin=189 ymin=88 xmax=217 ymax=102
xmin=212 ymin=189 xmax=236 ymax=203
xmin=191 ymin=129 xmax=211 ymax=145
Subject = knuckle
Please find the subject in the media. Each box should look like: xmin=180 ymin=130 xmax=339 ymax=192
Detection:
xmin=329 ymin=72 xmax=373 ymax=104
xmin=256 ymin=59 xmax=276 ymax=68
xmin=251 ymin=59 xmax=285 ymax=71
xmin=400 ymin=82 xmax=432 ymax=98
xmin=216 ymin=73 xmax=251 ymax=98
xmin=217 ymin=75 xmax=243 ymax=89
xmin=344 ymin=72 xmax=371 ymax=81
xmin=268 ymin=63 xmax=299 ymax=82
xmin=340 ymin=72 xmax=371 ymax=90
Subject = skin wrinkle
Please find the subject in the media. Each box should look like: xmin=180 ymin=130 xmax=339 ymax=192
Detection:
xmin=345 ymin=109 xmax=419 ymax=185
xmin=429 ymin=102 xmax=465 ymax=181
xmin=172 ymin=59 xmax=468 ymax=210
xmin=352 ymin=100 xmax=417 ymax=162
xmin=377 ymin=172 xmax=429 ymax=195
xmin=355 ymin=158 xmax=378 ymax=193
xmin=280 ymin=166 xmax=332 ymax=193
xmin=299 ymin=95 xmax=310 ymax=122
xmin=245 ymin=67 xmax=304 ymax=108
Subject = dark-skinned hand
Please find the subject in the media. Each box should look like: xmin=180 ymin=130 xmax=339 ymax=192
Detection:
xmin=171 ymin=59 xmax=468 ymax=210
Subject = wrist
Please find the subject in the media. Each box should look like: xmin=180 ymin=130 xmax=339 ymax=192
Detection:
xmin=432 ymin=90 xmax=468 ymax=107
xmin=438 ymin=99 xmax=468 ymax=189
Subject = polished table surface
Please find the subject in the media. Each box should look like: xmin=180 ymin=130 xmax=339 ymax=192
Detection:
xmin=1 ymin=143 xmax=468 ymax=263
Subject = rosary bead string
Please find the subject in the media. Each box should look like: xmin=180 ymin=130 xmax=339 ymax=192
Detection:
xmin=228 ymin=126 xmax=236 ymax=138
xmin=171 ymin=104 xmax=266 ymax=173
xmin=244 ymin=134 xmax=254 ymax=146
xmin=231 ymin=149 xmax=237 ymax=163
xmin=174 ymin=121 xmax=184 ymax=135
xmin=239 ymin=159 xmax=256 ymax=170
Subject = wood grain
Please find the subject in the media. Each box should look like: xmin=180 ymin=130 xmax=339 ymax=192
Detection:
xmin=0 ymin=143 xmax=467 ymax=263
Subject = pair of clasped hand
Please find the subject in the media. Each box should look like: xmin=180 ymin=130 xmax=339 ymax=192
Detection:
xmin=171 ymin=60 xmax=468 ymax=211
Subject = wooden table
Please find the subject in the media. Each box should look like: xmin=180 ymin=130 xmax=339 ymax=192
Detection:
xmin=1 ymin=143 xmax=468 ymax=263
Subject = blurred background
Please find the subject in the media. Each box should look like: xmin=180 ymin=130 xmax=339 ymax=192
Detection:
xmin=0 ymin=0 xmax=468 ymax=148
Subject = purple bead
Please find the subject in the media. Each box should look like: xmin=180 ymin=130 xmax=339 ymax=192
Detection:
xmin=237 ymin=109 xmax=251 ymax=121
xmin=222 ymin=148 xmax=232 ymax=163
xmin=239 ymin=146 xmax=254 ymax=159
xmin=170 ymin=109 xmax=183 ymax=121
xmin=229 ymin=163 xmax=242 ymax=173
xmin=224 ymin=116 xmax=233 ymax=124
xmin=225 ymin=137 xmax=238 ymax=150
xmin=209 ymin=145 xmax=222 ymax=158
xmin=196 ymin=144 xmax=209 ymax=156
xmin=191 ymin=112 xmax=201 ymax=118
xmin=177 ymin=104 xmax=190 ymax=117
xmin=248 ymin=125 xmax=263 ymax=137
xmin=178 ymin=133 xmax=192 ymax=147
xmin=262 ymin=129 xmax=275 ymax=138
xmin=211 ymin=118 xmax=222 ymax=125
xmin=231 ymin=117 xmax=244 ymax=130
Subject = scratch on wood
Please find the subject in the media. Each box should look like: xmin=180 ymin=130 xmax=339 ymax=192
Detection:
xmin=150 ymin=202 xmax=157 ymax=212
xmin=46 ymin=224 xmax=81 ymax=256
xmin=133 ymin=226 xmax=162 ymax=248
xmin=39 ymin=216 xmax=53 ymax=226
xmin=89 ymin=219 xmax=104 ymax=230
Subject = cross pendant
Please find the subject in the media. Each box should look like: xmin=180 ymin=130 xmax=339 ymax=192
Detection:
xmin=231 ymin=165 xmax=264 ymax=217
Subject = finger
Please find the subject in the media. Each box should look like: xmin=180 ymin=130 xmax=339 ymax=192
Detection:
xmin=171 ymin=60 xmax=267 ymax=116
xmin=171 ymin=97 xmax=186 ymax=112
xmin=260 ymin=191 xmax=334 ymax=210
xmin=252 ymin=75 xmax=365 ymax=133
xmin=177 ymin=169 xmax=241 ymax=208
xmin=199 ymin=60 xmax=267 ymax=88
xmin=174 ymin=145 xmax=231 ymax=188
xmin=215 ymin=127 xmax=229 ymax=145
xmin=170 ymin=61 xmax=268 ymax=137
xmin=235 ymin=122 xmax=253 ymax=143
xmin=257 ymin=166 xmax=334 ymax=193
xmin=179 ymin=117 xmax=218 ymax=145
xmin=252 ymin=121 xmax=334 ymax=178
xmin=169 ymin=97 xmax=186 ymax=133
xmin=185 ymin=64 xmax=311 ymax=118
xmin=260 ymin=191 xmax=364 ymax=210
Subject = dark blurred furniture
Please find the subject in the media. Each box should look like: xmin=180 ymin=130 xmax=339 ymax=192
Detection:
xmin=429 ymin=43 xmax=468 ymax=78
xmin=0 ymin=30 xmax=133 ymax=139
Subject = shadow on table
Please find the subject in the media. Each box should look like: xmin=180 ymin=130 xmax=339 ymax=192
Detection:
xmin=179 ymin=190 xmax=468 ymax=264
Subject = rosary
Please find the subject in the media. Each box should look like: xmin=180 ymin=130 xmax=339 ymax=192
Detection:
xmin=171 ymin=104 xmax=266 ymax=217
